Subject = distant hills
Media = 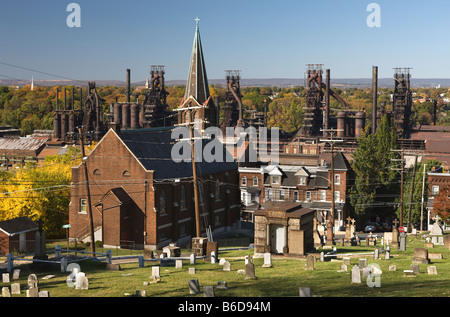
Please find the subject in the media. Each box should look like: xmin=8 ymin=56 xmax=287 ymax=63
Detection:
xmin=1 ymin=78 xmax=450 ymax=88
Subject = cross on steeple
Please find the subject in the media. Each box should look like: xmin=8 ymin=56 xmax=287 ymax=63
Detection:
xmin=195 ymin=17 xmax=200 ymax=29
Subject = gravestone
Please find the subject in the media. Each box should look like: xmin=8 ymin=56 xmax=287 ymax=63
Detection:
xmin=206 ymin=242 xmax=218 ymax=262
xmin=189 ymin=253 xmax=196 ymax=265
xmin=429 ymin=221 xmax=444 ymax=245
xmin=75 ymin=273 xmax=89 ymax=290
xmin=403 ymin=270 xmax=415 ymax=277
xmin=245 ymin=255 xmax=253 ymax=265
xmin=320 ymin=252 xmax=324 ymax=262
xmin=136 ymin=290 xmax=147 ymax=297
xmin=210 ymin=251 xmax=217 ymax=264
xmin=262 ymin=253 xmax=272 ymax=268
xmin=163 ymin=244 xmax=181 ymax=257
xmin=385 ymin=250 xmax=390 ymax=260
xmin=351 ymin=265 xmax=361 ymax=283
xmin=245 ymin=262 xmax=256 ymax=279
xmin=217 ymin=281 xmax=228 ymax=289
xmin=203 ymin=286 xmax=215 ymax=297
xmin=27 ymin=274 xmax=38 ymax=288
xmin=11 ymin=283 xmax=20 ymax=295
xmin=410 ymin=264 xmax=420 ymax=274
xmin=389 ymin=265 xmax=396 ymax=271
xmin=338 ymin=264 xmax=348 ymax=272
xmin=428 ymin=253 xmax=443 ymax=260
xmin=26 ymin=287 xmax=39 ymax=297
xmin=305 ymin=255 xmax=315 ymax=271
xmin=189 ymin=267 xmax=196 ymax=274
xmin=237 ymin=269 xmax=245 ymax=275
xmin=223 ymin=261 xmax=231 ymax=271
xmin=374 ymin=249 xmax=379 ymax=259
xmin=398 ymin=232 xmax=407 ymax=251
xmin=392 ymin=219 xmax=399 ymax=245
xmin=152 ymin=266 xmax=160 ymax=279
xmin=412 ymin=248 xmax=429 ymax=264
xmin=2 ymin=287 xmax=11 ymax=297
xmin=359 ymin=258 xmax=367 ymax=270
xmin=12 ymin=269 xmax=20 ymax=280
xmin=362 ymin=267 xmax=370 ymax=279
xmin=299 ymin=287 xmax=311 ymax=297
xmin=38 ymin=291 xmax=50 ymax=297
xmin=175 ymin=260 xmax=183 ymax=269
xmin=188 ymin=279 xmax=200 ymax=294
xmin=427 ymin=266 xmax=437 ymax=275
xmin=2 ymin=273 xmax=10 ymax=283
xmin=219 ymin=258 xmax=227 ymax=266
xmin=343 ymin=257 xmax=351 ymax=266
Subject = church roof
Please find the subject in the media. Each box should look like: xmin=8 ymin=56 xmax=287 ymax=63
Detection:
xmin=182 ymin=18 xmax=210 ymax=107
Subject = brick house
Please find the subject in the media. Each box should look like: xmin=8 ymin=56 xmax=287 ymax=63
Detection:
xmin=69 ymin=127 xmax=240 ymax=250
xmin=239 ymin=152 xmax=352 ymax=231
xmin=427 ymin=166 xmax=450 ymax=230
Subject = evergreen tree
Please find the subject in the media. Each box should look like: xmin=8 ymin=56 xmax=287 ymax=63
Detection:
xmin=349 ymin=114 xmax=399 ymax=227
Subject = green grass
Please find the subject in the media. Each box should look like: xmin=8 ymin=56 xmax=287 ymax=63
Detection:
xmin=2 ymin=234 xmax=449 ymax=297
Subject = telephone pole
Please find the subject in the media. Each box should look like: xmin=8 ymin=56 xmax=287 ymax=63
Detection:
xmin=391 ymin=149 xmax=405 ymax=227
xmin=420 ymin=163 xmax=427 ymax=232
xmin=78 ymin=127 xmax=96 ymax=255
xmin=321 ymin=128 xmax=343 ymax=245
xmin=407 ymin=155 xmax=418 ymax=233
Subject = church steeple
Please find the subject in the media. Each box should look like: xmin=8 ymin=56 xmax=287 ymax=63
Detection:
xmin=184 ymin=17 xmax=210 ymax=106
xmin=177 ymin=18 xmax=217 ymax=129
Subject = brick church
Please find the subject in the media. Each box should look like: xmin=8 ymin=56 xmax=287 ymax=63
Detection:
xmin=68 ymin=20 xmax=240 ymax=250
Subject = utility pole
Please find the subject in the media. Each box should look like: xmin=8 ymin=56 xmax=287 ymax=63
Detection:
xmin=407 ymin=155 xmax=418 ymax=233
xmin=390 ymin=149 xmax=405 ymax=227
xmin=321 ymin=128 xmax=343 ymax=245
xmin=420 ymin=163 xmax=427 ymax=232
xmin=189 ymin=119 xmax=201 ymax=238
xmin=78 ymin=127 xmax=96 ymax=255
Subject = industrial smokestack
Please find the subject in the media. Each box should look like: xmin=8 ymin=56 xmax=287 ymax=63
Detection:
xmin=372 ymin=66 xmax=378 ymax=134
xmin=126 ymin=69 xmax=131 ymax=103
xmin=324 ymin=69 xmax=330 ymax=137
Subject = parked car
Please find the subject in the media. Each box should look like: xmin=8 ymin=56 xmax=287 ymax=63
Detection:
xmin=364 ymin=222 xmax=379 ymax=233
xmin=380 ymin=222 xmax=391 ymax=232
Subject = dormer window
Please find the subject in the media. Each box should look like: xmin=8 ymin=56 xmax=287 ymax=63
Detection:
xmin=272 ymin=176 xmax=281 ymax=185
xmin=298 ymin=176 xmax=306 ymax=186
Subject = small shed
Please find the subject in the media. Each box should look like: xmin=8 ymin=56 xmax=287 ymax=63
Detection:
xmin=253 ymin=201 xmax=315 ymax=256
xmin=0 ymin=217 xmax=38 ymax=255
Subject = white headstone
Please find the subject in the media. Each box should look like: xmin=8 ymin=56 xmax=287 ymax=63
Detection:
xmin=427 ymin=266 xmax=437 ymax=275
xmin=262 ymin=253 xmax=272 ymax=268
xmin=351 ymin=265 xmax=361 ymax=283
xmin=2 ymin=273 xmax=10 ymax=283
xmin=152 ymin=266 xmax=160 ymax=278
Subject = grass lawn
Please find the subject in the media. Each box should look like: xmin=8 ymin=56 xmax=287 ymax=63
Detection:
xmin=1 ymin=233 xmax=449 ymax=298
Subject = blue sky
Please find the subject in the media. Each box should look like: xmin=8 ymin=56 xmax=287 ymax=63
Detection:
xmin=0 ymin=0 xmax=449 ymax=82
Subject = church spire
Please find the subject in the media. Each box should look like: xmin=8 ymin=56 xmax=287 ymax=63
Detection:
xmin=184 ymin=17 xmax=210 ymax=105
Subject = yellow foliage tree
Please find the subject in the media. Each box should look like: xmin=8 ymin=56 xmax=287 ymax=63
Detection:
xmin=0 ymin=147 xmax=80 ymax=238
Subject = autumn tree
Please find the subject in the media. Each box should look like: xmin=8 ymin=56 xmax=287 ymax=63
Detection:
xmin=433 ymin=185 xmax=450 ymax=225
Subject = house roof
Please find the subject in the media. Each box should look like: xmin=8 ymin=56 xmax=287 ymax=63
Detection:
xmin=116 ymin=128 xmax=237 ymax=180
xmin=0 ymin=217 xmax=38 ymax=236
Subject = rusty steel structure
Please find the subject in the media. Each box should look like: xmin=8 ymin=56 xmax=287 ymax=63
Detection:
xmin=82 ymin=81 xmax=105 ymax=141
xmin=393 ymin=68 xmax=413 ymax=139
xmin=301 ymin=65 xmax=350 ymax=137
xmin=142 ymin=65 xmax=171 ymax=127
xmin=220 ymin=70 xmax=245 ymax=133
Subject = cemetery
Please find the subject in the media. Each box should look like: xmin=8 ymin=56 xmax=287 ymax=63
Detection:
xmin=0 ymin=230 xmax=449 ymax=297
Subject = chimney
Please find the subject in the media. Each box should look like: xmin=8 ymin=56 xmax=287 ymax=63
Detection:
xmin=126 ymin=68 xmax=131 ymax=103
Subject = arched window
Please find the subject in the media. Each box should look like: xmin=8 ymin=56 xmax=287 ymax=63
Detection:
xmin=159 ymin=190 xmax=166 ymax=215
xmin=93 ymin=169 xmax=101 ymax=176
xmin=241 ymin=176 xmax=247 ymax=186
xmin=253 ymin=176 xmax=258 ymax=186
xmin=180 ymin=185 xmax=187 ymax=210
xmin=123 ymin=170 xmax=131 ymax=177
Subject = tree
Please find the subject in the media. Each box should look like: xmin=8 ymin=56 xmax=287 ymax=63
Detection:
xmin=349 ymin=114 xmax=399 ymax=226
xmin=0 ymin=147 xmax=80 ymax=238
xmin=433 ymin=185 xmax=450 ymax=225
